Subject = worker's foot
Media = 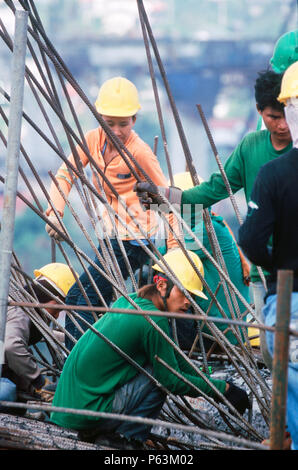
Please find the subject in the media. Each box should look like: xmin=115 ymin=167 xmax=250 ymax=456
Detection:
xmin=261 ymin=432 xmax=292 ymax=450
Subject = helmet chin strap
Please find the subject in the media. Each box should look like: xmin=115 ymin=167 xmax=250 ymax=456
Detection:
xmin=161 ymin=279 xmax=174 ymax=311
xmin=153 ymin=274 xmax=174 ymax=311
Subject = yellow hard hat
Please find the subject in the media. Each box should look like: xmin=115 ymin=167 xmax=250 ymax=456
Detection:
xmin=95 ymin=77 xmax=141 ymax=117
xmin=278 ymin=61 xmax=298 ymax=104
xmin=247 ymin=326 xmax=260 ymax=348
xmin=169 ymin=172 xmax=204 ymax=191
xmin=34 ymin=263 xmax=77 ymax=298
xmin=152 ymin=248 xmax=208 ymax=299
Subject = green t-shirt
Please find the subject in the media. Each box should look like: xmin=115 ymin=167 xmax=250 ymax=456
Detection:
xmin=50 ymin=293 xmax=226 ymax=430
xmin=181 ymin=130 xmax=292 ymax=282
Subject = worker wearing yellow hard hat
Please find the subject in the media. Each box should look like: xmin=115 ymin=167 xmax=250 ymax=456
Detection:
xmin=44 ymin=76 xmax=177 ymax=351
xmin=34 ymin=262 xmax=77 ymax=298
xmin=2 ymin=263 xmax=74 ymax=406
xmin=152 ymin=248 xmax=208 ymax=302
xmin=51 ymin=248 xmax=250 ymax=445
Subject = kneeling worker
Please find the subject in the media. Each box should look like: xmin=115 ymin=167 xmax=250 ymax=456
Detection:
xmin=50 ymin=249 xmax=250 ymax=448
xmin=1 ymin=263 xmax=76 ymax=403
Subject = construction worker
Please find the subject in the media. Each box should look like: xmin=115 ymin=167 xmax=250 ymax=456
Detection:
xmin=257 ymin=29 xmax=298 ymax=130
xmin=158 ymin=172 xmax=251 ymax=351
xmin=1 ymin=263 xmax=76 ymax=404
xmin=44 ymin=77 xmax=177 ymax=351
xmin=135 ymin=69 xmax=292 ymax=369
xmin=50 ymin=249 xmax=250 ymax=449
xmin=238 ymin=61 xmax=298 ymax=450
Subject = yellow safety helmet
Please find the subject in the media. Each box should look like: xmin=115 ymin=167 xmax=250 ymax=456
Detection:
xmin=152 ymin=248 xmax=208 ymax=299
xmin=34 ymin=263 xmax=77 ymax=298
xmin=169 ymin=171 xmax=204 ymax=191
xmin=278 ymin=61 xmax=298 ymax=104
xmin=95 ymin=77 xmax=141 ymax=117
xmin=247 ymin=326 xmax=260 ymax=348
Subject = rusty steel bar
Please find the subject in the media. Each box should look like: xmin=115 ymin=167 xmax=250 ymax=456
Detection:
xmin=270 ymin=270 xmax=293 ymax=450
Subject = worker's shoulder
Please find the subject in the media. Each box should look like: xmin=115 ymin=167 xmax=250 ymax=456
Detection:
xmin=128 ymin=130 xmax=155 ymax=155
xmin=6 ymin=303 xmax=30 ymax=326
xmin=240 ymin=129 xmax=269 ymax=148
xmin=84 ymin=126 xmax=100 ymax=139
xmin=258 ymin=147 xmax=297 ymax=178
xmin=111 ymin=293 xmax=162 ymax=318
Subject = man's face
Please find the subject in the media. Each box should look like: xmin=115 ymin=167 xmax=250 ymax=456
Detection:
xmin=45 ymin=300 xmax=61 ymax=320
xmin=165 ymin=285 xmax=191 ymax=313
xmin=258 ymin=106 xmax=291 ymax=145
xmin=101 ymin=115 xmax=135 ymax=145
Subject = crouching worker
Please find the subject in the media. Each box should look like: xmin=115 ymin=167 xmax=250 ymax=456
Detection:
xmin=1 ymin=263 xmax=76 ymax=404
xmin=50 ymin=249 xmax=250 ymax=449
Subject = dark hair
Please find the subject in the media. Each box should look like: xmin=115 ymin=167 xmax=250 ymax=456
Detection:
xmin=254 ymin=69 xmax=284 ymax=112
xmin=137 ymin=283 xmax=159 ymax=300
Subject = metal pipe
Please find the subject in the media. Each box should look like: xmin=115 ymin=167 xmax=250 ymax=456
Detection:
xmin=0 ymin=9 xmax=28 ymax=377
xmin=270 ymin=270 xmax=293 ymax=450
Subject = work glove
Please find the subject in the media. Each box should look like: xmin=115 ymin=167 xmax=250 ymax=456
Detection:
xmin=223 ymin=380 xmax=251 ymax=415
xmin=45 ymin=212 xmax=64 ymax=241
xmin=35 ymin=378 xmax=57 ymax=403
xmin=134 ymin=182 xmax=182 ymax=213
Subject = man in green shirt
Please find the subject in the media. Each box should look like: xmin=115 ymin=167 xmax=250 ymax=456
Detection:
xmin=135 ymin=70 xmax=292 ymax=368
xmin=50 ymin=249 xmax=250 ymax=448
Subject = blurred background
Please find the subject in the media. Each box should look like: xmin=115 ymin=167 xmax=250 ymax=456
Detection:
xmin=0 ymin=0 xmax=297 ymax=275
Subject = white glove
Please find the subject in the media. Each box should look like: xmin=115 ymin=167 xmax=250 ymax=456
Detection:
xmin=45 ymin=213 xmax=64 ymax=241
xmin=285 ymin=97 xmax=298 ymax=148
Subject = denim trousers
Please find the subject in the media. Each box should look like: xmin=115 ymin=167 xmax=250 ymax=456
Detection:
xmin=65 ymin=238 xmax=149 ymax=350
xmin=0 ymin=378 xmax=17 ymax=409
xmin=263 ymin=293 xmax=298 ymax=450
xmin=88 ymin=366 xmax=166 ymax=442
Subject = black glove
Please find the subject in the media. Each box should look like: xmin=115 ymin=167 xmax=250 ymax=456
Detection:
xmin=223 ymin=381 xmax=251 ymax=415
xmin=134 ymin=182 xmax=182 ymax=212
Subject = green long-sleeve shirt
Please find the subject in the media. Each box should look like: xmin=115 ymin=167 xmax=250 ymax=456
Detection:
xmin=181 ymin=130 xmax=292 ymax=282
xmin=50 ymin=293 xmax=226 ymax=430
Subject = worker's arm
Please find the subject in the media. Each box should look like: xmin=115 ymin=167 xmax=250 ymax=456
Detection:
xmin=146 ymin=318 xmax=226 ymax=399
xmin=4 ymin=306 xmax=44 ymax=389
xmin=46 ymin=130 xmax=95 ymax=218
xmin=145 ymin=318 xmax=250 ymax=414
xmin=181 ymin=143 xmax=244 ymax=208
xmin=135 ymin=140 xmax=244 ymax=211
xmin=135 ymin=145 xmax=180 ymax=250
xmin=238 ymin=166 xmax=275 ymax=272
xmin=45 ymin=130 xmax=97 ymax=239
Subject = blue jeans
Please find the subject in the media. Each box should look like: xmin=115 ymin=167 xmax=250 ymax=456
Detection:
xmin=263 ymin=294 xmax=298 ymax=450
xmin=86 ymin=366 xmax=166 ymax=442
xmin=65 ymin=239 xmax=149 ymax=350
xmin=0 ymin=378 xmax=17 ymax=409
